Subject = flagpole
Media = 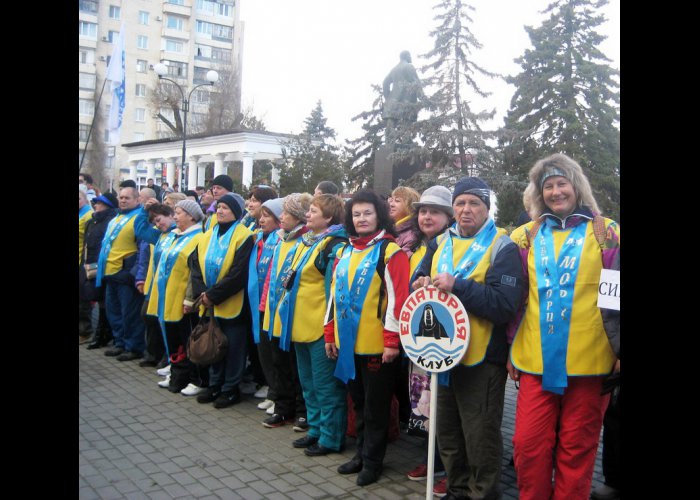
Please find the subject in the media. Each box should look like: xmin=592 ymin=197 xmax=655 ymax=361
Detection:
xmin=79 ymin=75 xmax=109 ymax=174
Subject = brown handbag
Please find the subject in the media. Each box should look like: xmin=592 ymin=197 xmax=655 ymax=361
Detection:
xmin=187 ymin=297 xmax=228 ymax=365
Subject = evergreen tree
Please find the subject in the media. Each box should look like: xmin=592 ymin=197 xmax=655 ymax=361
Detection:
xmin=278 ymin=101 xmax=345 ymax=195
xmin=343 ymin=85 xmax=385 ymax=191
xmin=498 ymin=0 xmax=620 ymax=222
xmin=403 ymin=0 xmax=498 ymax=189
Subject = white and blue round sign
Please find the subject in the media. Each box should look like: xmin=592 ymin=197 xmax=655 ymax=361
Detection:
xmin=399 ymin=286 xmax=470 ymax=373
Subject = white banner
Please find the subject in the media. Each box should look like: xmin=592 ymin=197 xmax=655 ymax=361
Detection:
xmin=597 ymin=269 xmax=620 ymax=311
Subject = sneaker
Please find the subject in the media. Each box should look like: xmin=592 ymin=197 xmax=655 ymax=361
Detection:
xmin=104 ymin=346 xmax=124 ymax=357
xmin=181 ymin=383 xmax=207 ymax=396
xmin=79 ymin=335 xmax=91 ymax=345
xmin=407 ymin=464 xmax=428 ymax=481
xmin=266 ymin=403 xmax=276 ymax=415
xmin=213 ymin=389 xmax=241 ymax=409
xmin=158 ymin=376 xmax=171 ymax=388
xmin=116 ymin=351 xmax=143 ymax=362
xmin=196 ymin=386 xmax=222 ymax=404
xmin=262 ymin=414 xmax=288 ymax=428
xmin=156 ymin=364 xmax=171 ymax=377
xmin=257 ymin=399 xmax=274 ymax=410
xmin=433 ymin=477 xmax=447 ymax=498
xmin=239 ymin=381 xmax=258 ymax=395
xmin=293 ymin=417 xmax=309 ymax=432
xmin=254 ymin=385 xmax=269 ymax=399
xmin=590 ymin=484 xmax=620 ymax=500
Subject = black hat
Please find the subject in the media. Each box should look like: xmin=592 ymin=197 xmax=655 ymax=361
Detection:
xmin=119 ymin=179 xmax=137 ymax=188
xmin=452 ymin=177 xmax=491 ymax=209
xmin=217 ymin=193 xmax=243 ymax=220
xmin=93 ymin=193 xmax=118 ymax=209
xmin=210 ymin=174 xmax=234 ymax=192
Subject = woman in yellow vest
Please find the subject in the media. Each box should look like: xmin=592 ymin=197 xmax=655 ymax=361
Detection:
xmin=145 ymin=200 xmax=207 ymax=395
xmin=404 ymin=185 xmax=453 ymax=485
xmin=324 ymin=189 xmax=410 ymax=487
xmin=186 ymin=193 xmax=254 ymax=409
xmin=261 ymin=193 xmax=313 ymax=430
xmin=508 ymin=153 xmax=620 ymax=500
xmin=412 ymin=177 xmax=525 ymax=499
xmin=276 ymin=194 xmax=348 ymax=456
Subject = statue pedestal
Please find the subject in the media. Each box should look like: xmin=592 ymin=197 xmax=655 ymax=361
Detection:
xmin=373 ymin=144 xmax=394 ymax=197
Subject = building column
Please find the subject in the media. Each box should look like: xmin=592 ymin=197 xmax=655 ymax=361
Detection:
xmin=197 ymin=163 xmax=206 ymax=187
xmin=166 ymin=159 xmax=176 ymax=187
xmin=242 ymin=152 xmax=254 ymax=189
xmin=213 ymin=153 xmax=226 ymax=177
xmin=188 ymin=155 xmax=200 ymax=190
xmin=145 ymin=160 xmax=156 ymax=181
xmin=128 ymin=161 xmax=138 ymax=181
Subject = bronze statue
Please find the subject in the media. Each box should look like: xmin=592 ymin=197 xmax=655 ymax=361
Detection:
xmin=382 ymin=51 xmax=423 ymax=143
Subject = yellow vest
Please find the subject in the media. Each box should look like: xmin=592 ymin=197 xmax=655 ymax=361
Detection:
xmin=263 ymin=236 xmax=300 ymax=336
xmin=430 ymin=227 xmax=508 ymax=366
xmin=205 ymin=212 xmax=218 ymax=231
xmin=509 ymin=219 xmax=617 ymax=376
xmin=79 ymin=207 xmax=93 ymax=264
xmin=331 ymin=241 xmax=402 ymax=355
xmin=104 ymin=214 xmax=138 ymax=276
xmin=197 ymin=223 xmax=253 ymax=319
xmin=409 ymin=242 xmax=427 ymax=277
xmin=147 ymin=230 xmax=203 ymax=322
xmin=144 ymin=243 xmax=156 ymax=298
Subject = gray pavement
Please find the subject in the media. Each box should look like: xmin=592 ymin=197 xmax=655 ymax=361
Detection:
xmin=79 ymin=346 xmax=605 ymax=499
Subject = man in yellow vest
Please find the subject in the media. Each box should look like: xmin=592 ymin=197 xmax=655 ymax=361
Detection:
xmin=79 ymin=188 xmax=94 ymax=344
xmin=99 ymin=186 xmax=147 ymax=361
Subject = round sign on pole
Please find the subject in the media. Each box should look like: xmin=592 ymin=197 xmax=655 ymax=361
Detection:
xmin=399 ymin=285 xmax=470 ymax=372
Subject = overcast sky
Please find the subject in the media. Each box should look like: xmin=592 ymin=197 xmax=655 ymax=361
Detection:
xmin=239 ymin=0 xmax=620 ymax=144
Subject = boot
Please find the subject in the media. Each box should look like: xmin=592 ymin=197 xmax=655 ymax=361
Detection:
xmin=87 ymin=308 xmax=113 ymax=349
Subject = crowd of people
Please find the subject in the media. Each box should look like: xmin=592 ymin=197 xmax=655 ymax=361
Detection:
xmin=79 ymin=153 xmax=620 ymax=499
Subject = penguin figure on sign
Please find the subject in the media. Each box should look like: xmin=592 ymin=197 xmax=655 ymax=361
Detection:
xmin=416 ymin=304 xmax=449 ymax=340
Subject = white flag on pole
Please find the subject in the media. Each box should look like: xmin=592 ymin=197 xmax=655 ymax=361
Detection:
xmin=106 ymin=24 xmax=125 ymax=146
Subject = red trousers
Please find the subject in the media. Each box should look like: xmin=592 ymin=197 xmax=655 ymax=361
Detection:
xmin=513 ymin=373 xmax=609 ymax=500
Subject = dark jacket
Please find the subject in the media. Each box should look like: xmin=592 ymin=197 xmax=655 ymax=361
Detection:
xmin=602 ymin=251 xmax=620 ymax=358
xmin=80 ymin=207 xmax=117 ymax=301
xmin=414 ymin=230 xmax=525 ymax=365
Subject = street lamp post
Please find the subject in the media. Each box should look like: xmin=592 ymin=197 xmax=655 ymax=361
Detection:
xmin=153 ymin=63 xmax=218 ymax=191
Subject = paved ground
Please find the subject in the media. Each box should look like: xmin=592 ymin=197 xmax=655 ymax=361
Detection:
xmin=79 ymin=346 xmax=604 ymax=499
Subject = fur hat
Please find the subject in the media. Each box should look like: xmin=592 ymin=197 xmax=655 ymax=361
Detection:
xmin=283 ymin=193 xmax=313 ymax=222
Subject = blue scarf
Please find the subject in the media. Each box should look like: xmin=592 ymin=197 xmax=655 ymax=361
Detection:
xmin=276 ymin=228 xmax=338 ymax=351
xmin=95 ymin=208 xmax=139 ymax=286
xmin=155 ymin=226 xmax=202 ymax=358
xmin=145 ymin=225 xmax=177 ymax=299
xmin=266 ymin=229 xmax=304 ymax=338
xmin=203 ymin=221 xmax=239 ymax=287
xmin=534 ymin=217 xmax=587 ymax=394
xmin=436 ymin=219 xmax=498 ymax=386
xmin=333 ymin=240 xmax=383 ymax=383
xmin=79 ymin=204 xmax=91 ymax=221
xmin=248 ymin=231 xmax=280 ymax=343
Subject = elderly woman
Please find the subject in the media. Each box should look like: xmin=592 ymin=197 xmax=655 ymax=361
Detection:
xmin=412 ymin=177 xmax=525 ymax=499
xmin=404 ymin=185 xmax=453 ymax=484
xmin=389 ymin=186 xmax=421 ymax=256
xmin=508 ymin=154 xmax=620 ymax=500
xmin=186 ymin=193 xmax=254 ymax=408
xmin=261 ymin=193 xmax=313 ymax=430
xmin=324 ymin=189 xmax=410 ymax=487
xmin=144 ymin=200 xmax=207 ymax=395
xmin=274 ymin=194 xmax=348 ymax=456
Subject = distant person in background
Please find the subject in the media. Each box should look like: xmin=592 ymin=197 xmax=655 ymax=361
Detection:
xmin=79 ymin=172 xmax=100 ymax=201
xmin=146 ymin=178 xmax=162 ymax=201
xmin=160 ymin=182 xmax=173 ymax=202
xmin=163 ymin=192 xmax=187 ymax=208
xmin=79 ymin=189 xmax=95 ymax=344
xmin=172 ymin=183 xmax=180 ymax=193
xmin=195 ymin=186 xmax=206 ymax=199
xmin=389 ymin=186 xmax=421 ymax=256
xmin=242 ymin=185 xmax=278 ymax=231
xmin=184 ymin=190 xmax=199 ymax=202
xmin=200 ymin=188 xmax=215 ymax=214
xmin=204 ymin=174 xmax=235 ymax=230
xmin=314 ymin=181 xmax=340 ymax=196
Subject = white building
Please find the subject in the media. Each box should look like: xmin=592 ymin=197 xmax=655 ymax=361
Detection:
xmin=79 ymin=0 xmax=243 ymax=190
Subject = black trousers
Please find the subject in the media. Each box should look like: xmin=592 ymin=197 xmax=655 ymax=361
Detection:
xmin=601 ymin=386 xmax=620 ymax=489
xmin=141 ymin=301 xmax=165 ymax=361
xmin=256 ymin=320 xmax=278 ymax=401
xmin=269 ymin=336 xmax=305 ymax=418
xmin=347 ymin=355 xmax=400 ymax=471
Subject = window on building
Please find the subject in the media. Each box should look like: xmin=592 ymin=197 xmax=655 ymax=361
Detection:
xmin=195 ymin=44 xmax=211 ymax=59
xmin=79 ymin=99 xmax=95 ymax=116
xmin=136 ymin=59 xmax=148 ymax=73
xmin=137 ymin=35 xmax=148 ymax=49
xmin=196 ymin=20 xmax=212 ymax=35
xmin=138 ymin=11 xmax=149 ymax=25
xmin=79 ymin=73 xmax=96 ymax=90
xmin=104 ymin=129 xmax=110 ymax=142
xmin=133 ymin=132 xmax=146 ymax=142
xmin=166 ymin=15 xmax=184 ymax=31
xmin=212 ymin=23 xmax=232 ymax=40
xmin=212 ymin=46 xmax=231 ymax=62
xmin=105 ymin=55 xmax=111 ymax=66
xmin=167 ymin=0 xmax=185 ymax=5
xmin=79 ymin=123 xmax=90 ymax=142
xmin=107 ymin=30 xmax=118 ymax=43
xmin=192 ymin=89 xmax=210 ymax=104
xmin=165 ymin=39 xmax=184 ymax=53
xmin=164 ymin=61 xmax=188 ymax=78
xmin=196 ymin=0 xmax=233 ymax=17
xmin=135 ymin=108 xmax=146 ymax=122
xmin=79 ymin=1 xmax=98 ymax=14
xmin=80 ymin=47 xmax=95 ymax=64
xmin=135 ymin=84 xmax=147 ymax=97
xmin=79 ymin=21 xmax=98 ymax=38
xmin=193 ymin=66 xmax=212 ymax=84
xmin=109 ymin=5 xmax=121 ymax=19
